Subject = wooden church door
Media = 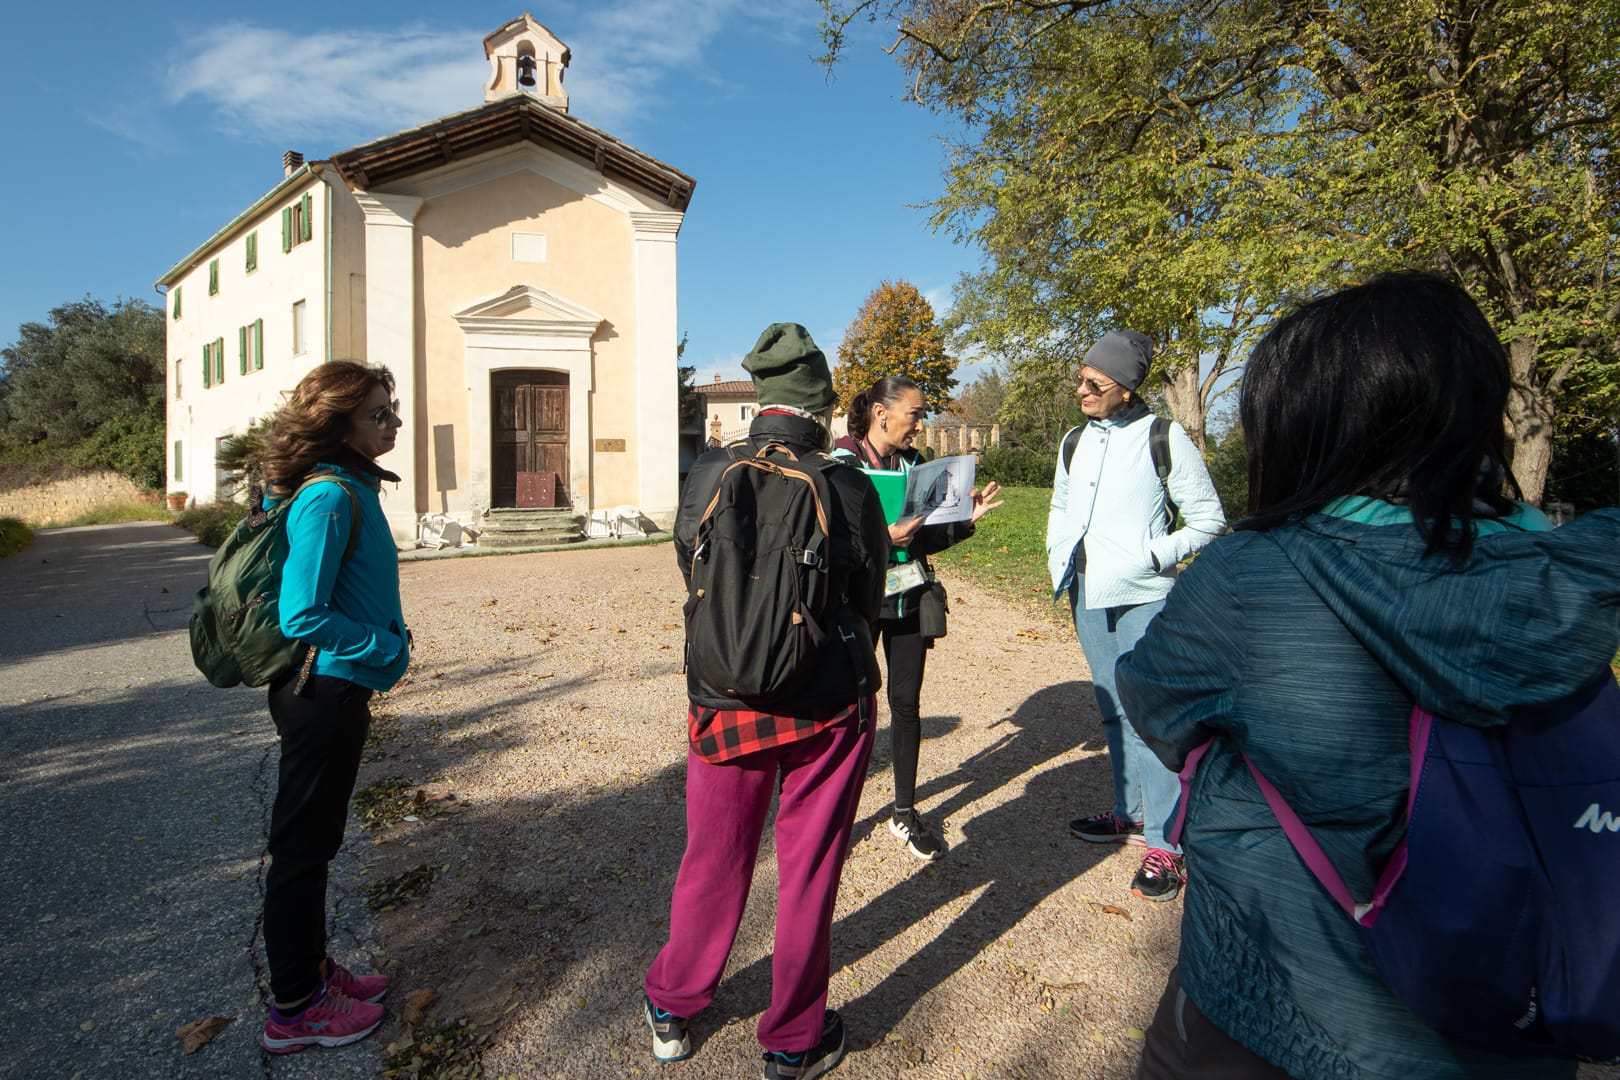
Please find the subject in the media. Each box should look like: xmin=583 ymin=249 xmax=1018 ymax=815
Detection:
xmin=492 ymin=370 xmax=569 ymax=507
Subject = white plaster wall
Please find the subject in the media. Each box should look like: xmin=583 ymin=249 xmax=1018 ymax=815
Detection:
xmin=164 ymin=176 xmax=333 ymax=503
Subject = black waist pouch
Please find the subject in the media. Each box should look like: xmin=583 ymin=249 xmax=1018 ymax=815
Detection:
xmin=917 ymin=580 xmax=949 ymax=641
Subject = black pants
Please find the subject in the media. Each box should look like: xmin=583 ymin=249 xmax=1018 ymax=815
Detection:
xmin=263 ymin=672 xmax=372 ymax=1004
xmin=878 ymin=613 xmax=928 ymax=810
xmin=1138 ymin=967 xmax=1299 ymax=1079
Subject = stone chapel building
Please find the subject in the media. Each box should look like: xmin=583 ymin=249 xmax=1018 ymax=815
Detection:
xmin=157 ymin=14 xmax=695 ymax=541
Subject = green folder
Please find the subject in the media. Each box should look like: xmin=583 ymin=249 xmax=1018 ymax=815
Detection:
xmin=864 ymin=469 xmax=910 ymax=563
xmin=865 ymin=469 xmax=907 ymax=525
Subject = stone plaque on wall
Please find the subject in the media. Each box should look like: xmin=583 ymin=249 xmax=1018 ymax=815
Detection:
xmin=595 ymin=438 xmax=627 ymax=453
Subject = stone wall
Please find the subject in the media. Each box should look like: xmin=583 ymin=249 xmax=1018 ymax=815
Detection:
xmin=0 ymin=471 xmax=155 ymax=526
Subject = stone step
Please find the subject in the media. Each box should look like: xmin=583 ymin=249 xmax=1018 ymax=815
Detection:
xmin=477 ymin=528 xmax=584 ymax=548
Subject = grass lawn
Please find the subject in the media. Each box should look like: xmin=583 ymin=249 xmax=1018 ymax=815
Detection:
xmin=929 ymin=485 xmax=1071 ymax=630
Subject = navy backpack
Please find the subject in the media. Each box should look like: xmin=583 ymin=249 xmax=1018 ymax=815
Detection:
xmin=1173 ymin=670 xmax=1620 ymax=1063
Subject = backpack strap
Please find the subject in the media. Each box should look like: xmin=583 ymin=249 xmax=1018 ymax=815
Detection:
xmin=1149 ymin=417 xmax=1177 ymax=530
xmin=293 ymin=472 xmax=364 ymax=564
xmin=286 ymin=473 xmax=364 ymax=696
xmin=1238 ymin=709 xmax=1426 ymax=926
xmin=1060 ymin=425 xmax=1084 ymax=475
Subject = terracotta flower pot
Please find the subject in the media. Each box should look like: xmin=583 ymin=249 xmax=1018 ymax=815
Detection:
xmin=166 ymin=493 xmax=188 ymax=511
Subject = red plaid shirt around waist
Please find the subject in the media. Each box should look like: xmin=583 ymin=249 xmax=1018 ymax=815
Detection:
xmin=688 ymin=699 xmax=865 ymax=765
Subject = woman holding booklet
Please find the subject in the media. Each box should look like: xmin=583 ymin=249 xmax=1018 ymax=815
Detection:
xmin=833 ymin=376 xmax=1002 ymax=861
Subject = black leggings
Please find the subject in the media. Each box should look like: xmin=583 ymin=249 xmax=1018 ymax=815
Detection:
xmin=263 ymin=672 xmax=372 ymax=1004
xmin=878 ymin=613 xmax=928 ymax=810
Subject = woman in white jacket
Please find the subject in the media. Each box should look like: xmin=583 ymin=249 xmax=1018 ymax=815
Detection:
xmin=1045 ymin=330 xmax=1225 ymax=901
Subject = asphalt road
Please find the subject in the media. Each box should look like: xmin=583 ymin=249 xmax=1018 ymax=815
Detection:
xmin=0 ymin=522 xmax=381 ymax=1079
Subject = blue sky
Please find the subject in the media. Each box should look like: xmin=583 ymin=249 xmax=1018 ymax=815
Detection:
xmin=0 ymin=1 xmax=985 ymax=386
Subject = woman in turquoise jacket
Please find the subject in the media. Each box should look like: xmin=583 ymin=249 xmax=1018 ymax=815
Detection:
xmin=1117 ymin=274 xmax=1620 ymax=1078
xmin=256 ymin=361 xmax=410 ymax=1055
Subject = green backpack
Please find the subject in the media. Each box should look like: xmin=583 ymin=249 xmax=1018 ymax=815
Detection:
xmin=189 ymin=473 xmax=361 ymax=690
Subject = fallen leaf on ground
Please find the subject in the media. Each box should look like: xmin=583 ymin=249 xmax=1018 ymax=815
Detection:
xmin=1089 ymin=901 xmax=1133 ymax=921
xmin=402 ymin=988 xmax=439 ymax=1027
xmin=176 ymin=1016 xmax=234 ymax=1053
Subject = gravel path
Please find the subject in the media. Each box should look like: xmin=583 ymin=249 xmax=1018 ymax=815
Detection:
xmin=361 ymin=540 xmax=1619 ymax=1080
xmin=361 ymin=540 xmax=1174 ymax=1078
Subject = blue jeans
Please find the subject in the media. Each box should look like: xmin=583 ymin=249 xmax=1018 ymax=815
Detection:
xmin=1070 ymin=577 xmax=1181 ymax=854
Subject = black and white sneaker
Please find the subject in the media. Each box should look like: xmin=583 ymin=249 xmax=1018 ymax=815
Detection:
xmin=888 ymin=808 xmax=946 ymax=861
xmin=644 ymin=994 xmax=691 ymax=1062
xmin=1069 ymin=810 xmax=1146 ymax=845
xmin=762 ymin=1010 xmax=845 ymax=1080
xmin=1130 ymin=849 xmax=1187 ymax=903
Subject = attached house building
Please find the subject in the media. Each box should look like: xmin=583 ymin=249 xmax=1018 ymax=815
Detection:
xmin=158 ymin=14 xmax=695 ymax=542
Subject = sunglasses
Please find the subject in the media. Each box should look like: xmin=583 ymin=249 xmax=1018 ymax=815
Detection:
xmin=368 ymin=400 xmax=402 ymax=428
xmin=1077 ymin=376 xmax=1120 ymax=395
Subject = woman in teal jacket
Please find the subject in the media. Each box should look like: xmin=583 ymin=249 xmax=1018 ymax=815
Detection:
xmin=1117 ymin=274 xmax=1620 ymax=1078
xmin=256 ymin=361 xmax=409 ymax=1055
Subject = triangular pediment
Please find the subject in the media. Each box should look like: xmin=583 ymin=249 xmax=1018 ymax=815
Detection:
xmin=452 ymin=285 xmax=604 ymax=342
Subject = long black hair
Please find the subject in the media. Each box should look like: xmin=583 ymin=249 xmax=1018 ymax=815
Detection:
xmin=845 ymin=375 xmax=922 ymax=440
xmin=1238 ymin=271 xmax=1517 ymax=555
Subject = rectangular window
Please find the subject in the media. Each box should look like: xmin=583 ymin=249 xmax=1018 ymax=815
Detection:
xmin=292 ymin=300 xmax=307 ymax=356
xmin=740 ymin=404 xmax=756 ymax=421
xmin=173 ymin=440 xmax=184 ymax=483
xmin=172 ymin=286 xmax=182 ymax=320
xmin=201 ymin=342 xmax=212 ymax=388
xmin=245 ymin=231 xmax=258 ymax=273
xmin=214 ymin=337 xmax=225 ymax=384
xmin=283 ymin=193 xmax=314 ymax=251
xmin=174 ymin=357 xmax=182 ymax=400
xmin=238 ymin=320 xmax=264 ymax=373
xmin=208 ymin=259 xmax=219 ymax=295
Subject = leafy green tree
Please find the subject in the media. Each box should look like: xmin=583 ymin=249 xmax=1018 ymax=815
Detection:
xmin=833 ymin=280 xmax=958 ymax=414
xmin=820 ymin=0 xmax=1620 ymax=503
xmin=676 ymin=332 xmax=702 ymax=428
xmin=2 ymin=297 xmax=167 ymax=488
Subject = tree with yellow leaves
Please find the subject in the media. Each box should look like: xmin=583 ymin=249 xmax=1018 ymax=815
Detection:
xmin=833 ymin=280 xmax=957 ymax=416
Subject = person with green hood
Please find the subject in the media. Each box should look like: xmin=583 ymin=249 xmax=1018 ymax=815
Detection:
xmin=644 ymin=324 xmax=890 ymax=1079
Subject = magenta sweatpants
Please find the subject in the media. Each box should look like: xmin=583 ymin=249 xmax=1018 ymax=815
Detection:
xmin=645 ymin=702 xmax=874 ymax=1053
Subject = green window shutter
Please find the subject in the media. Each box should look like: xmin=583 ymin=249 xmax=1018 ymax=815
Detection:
xmin=173 ymin=440 xmax=183 ymax=483
xmin=300 ymin=193 xmax=313 ymax=242
xmin=215 ymin=337 xmax=225 ymax=383
xmin=246 ymin=232 xmax=257 ymax=272
xmin=202 ymin=344 xmax=211 ymax=388
xmin=282 ymin=207 xmax=292 ymax=252
xmin=239 ymin=326 xmax=248 ymax=374
xmin=172 ymin=286 xmax=181 ymax=319
xmin=254 ymin=319 xmax=264 ymax=369
xmin=209 ymin=259 xmax=219 ymax=295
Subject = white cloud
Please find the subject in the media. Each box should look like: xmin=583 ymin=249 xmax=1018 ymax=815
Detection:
xmin=161 ymin=4 xmax=811 ymax=148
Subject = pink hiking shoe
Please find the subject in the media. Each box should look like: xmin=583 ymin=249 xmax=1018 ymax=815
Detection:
xmin=261 ymin=986 xmax=384 ymax=1054
xmin=325 ymin=957 xmax=389 ymax=1004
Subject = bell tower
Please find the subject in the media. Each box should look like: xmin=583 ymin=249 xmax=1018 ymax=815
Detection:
xmin=484 ymin=14 xmax=570 ymax=111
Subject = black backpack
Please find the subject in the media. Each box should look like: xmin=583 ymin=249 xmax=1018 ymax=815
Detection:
xmin=1061 ymin=416 xmax=1176 ymax=528
xmin=190 ymin=474 xmax=360 ymax=690
xmin=682 ymin=442 xmax=838 ymax=708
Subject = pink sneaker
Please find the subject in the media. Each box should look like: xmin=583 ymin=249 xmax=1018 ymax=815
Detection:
xmin=261 ymin=986 xmax=384 ymax=1053
xmin=326 ymin=957 xmax=389 ymax=1003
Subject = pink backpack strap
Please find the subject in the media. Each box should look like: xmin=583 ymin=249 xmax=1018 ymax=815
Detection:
xmin=1169 ymin=741 xmax=1212 ymax=848
xmin=1240 ymin=704 xmax=1429 ymax=927
xmin=1173 ymin=705 xmax=1430 ymax=927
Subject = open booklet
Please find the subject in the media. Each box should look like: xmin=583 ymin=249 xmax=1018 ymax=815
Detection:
xmin=863 ymin=454 xmax=978 ymax=527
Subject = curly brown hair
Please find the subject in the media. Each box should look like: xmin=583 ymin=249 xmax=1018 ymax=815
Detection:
xmin=261 ymin=360 xmax=396 ymax=493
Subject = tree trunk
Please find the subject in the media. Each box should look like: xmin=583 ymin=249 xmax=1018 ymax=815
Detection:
xmin=1504 ymin=337 xmax=1555 ymax=507
xmin=1160 ymin=361 xmax=1208 ymax=452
